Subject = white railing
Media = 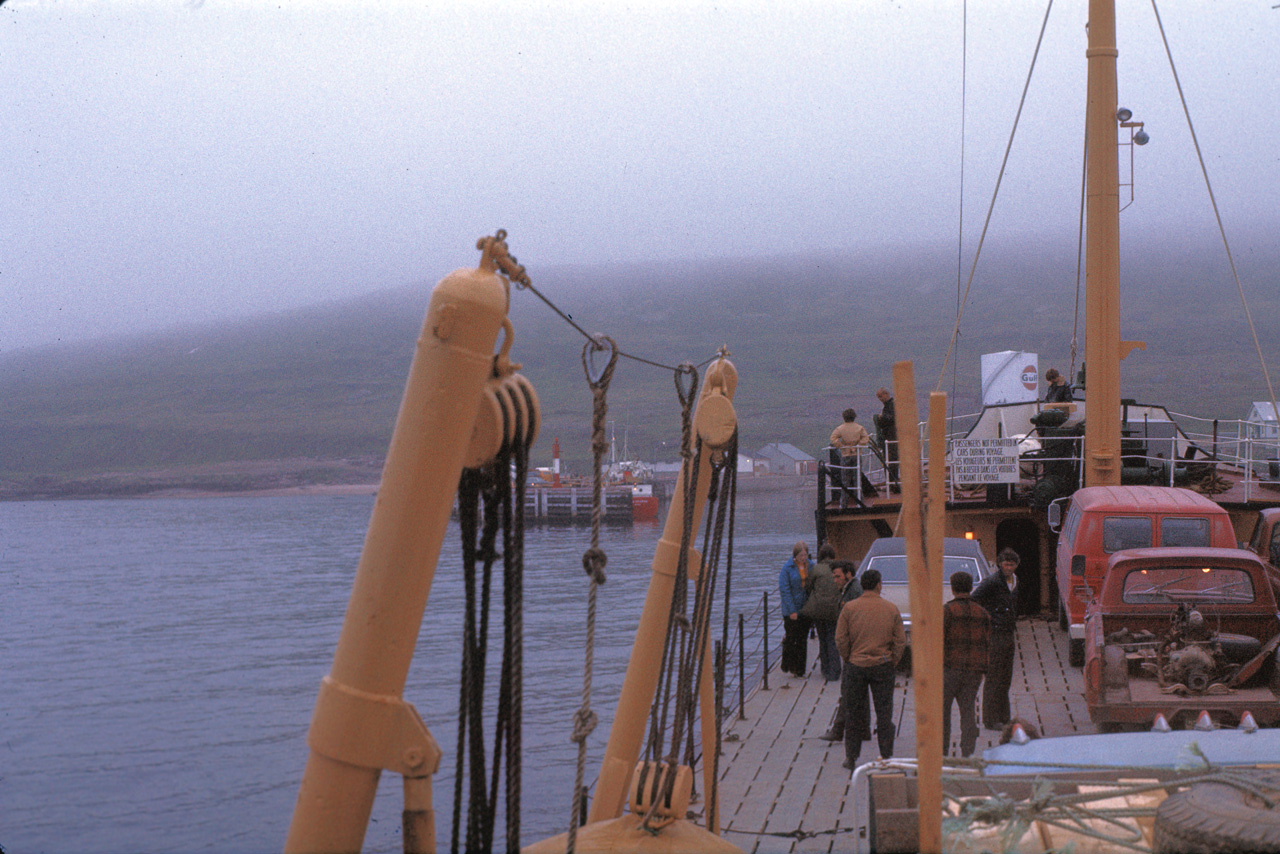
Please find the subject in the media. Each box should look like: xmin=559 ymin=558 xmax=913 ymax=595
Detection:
xmin=822 ymin=413 xmax=1280 ymax=504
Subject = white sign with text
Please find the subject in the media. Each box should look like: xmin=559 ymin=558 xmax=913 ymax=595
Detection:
xmin=951 ymin=437 xmax=1020 ymax=484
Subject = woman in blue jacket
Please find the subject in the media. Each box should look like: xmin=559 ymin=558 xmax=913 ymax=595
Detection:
xmin=778 ymin=541 xmax=811 ymax=677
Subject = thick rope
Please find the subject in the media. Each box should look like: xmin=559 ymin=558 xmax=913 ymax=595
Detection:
xmin=566 ymin=335 xmax=618 ymax=854
xmin=639 ymin=367 xmax=700 ymax=827
xmin=450 ymin=375 xmax=533 ymax=854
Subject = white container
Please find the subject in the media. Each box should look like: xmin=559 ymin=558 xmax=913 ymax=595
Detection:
xmin=981 ymin=351 xmax=1039 ymax=406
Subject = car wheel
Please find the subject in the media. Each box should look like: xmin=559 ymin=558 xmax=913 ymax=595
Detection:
xmin=1154 ymin=773 xmax=1280 ymax=853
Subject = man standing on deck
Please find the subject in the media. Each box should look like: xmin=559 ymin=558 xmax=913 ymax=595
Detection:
xmin=973 ymin=548 xmax=1020 ymax=730
xmin=835 ymin=568 xmax=905 ymax=769
xmin=820 ymin=562 xmax=866 ymax=742
xmin=874 ymin=388 xmax=899 ymax=493
xmin=942 ymin=570 xmax=990 ymax=757
xmin=829 ymin=408 xmax=871 ymax=510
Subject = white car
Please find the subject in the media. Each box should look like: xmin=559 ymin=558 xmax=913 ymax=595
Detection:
xmin=854 ymin=537 xmax=991 ymax=655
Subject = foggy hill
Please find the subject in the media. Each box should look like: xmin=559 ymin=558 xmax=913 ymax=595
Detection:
xmin=3 ymin=232 xmax=1278 ymax=498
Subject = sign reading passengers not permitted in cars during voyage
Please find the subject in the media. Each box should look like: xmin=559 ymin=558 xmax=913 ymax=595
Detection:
xmin=951 ymin=437 xmax=1020 ymax=484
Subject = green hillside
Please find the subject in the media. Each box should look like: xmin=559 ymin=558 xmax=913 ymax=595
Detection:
xmin=3 ymin=234 xmax=1278 ymax=499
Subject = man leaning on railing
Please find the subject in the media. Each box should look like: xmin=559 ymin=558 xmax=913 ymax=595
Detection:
xmin=830 ymin=408 xmax=871 ymax=509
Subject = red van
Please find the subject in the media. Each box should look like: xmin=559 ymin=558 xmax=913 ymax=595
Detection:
xmin=1048 ymin=486 xmax=1236 ymax=666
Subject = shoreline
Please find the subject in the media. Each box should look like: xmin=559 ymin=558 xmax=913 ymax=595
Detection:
xmin=3 ymin=466 xmax=813 ymax=503
xmin=138 ymin=483 xmax=382 ymax=500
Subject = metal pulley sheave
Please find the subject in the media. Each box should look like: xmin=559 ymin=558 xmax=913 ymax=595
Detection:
xmin=464 ymin=319 xmax=541 ymax=469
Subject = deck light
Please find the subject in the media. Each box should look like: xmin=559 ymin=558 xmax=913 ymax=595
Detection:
xmin=1116 ymin=107 xmax=1133 ymax=122
xmin=964 ymin=531 xmax=975 ymax=540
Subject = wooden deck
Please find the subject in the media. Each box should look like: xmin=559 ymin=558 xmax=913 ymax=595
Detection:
xmin=700 ymin=616 xmax=1095 ymax=854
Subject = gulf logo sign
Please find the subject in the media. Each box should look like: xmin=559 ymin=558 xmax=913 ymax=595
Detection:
xmin=1021 ymin=366 xmax=1038 ymax=391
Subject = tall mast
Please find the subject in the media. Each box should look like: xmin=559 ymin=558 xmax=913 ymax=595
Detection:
xmin=1084 ymin=0 xmax=1123 ymax=485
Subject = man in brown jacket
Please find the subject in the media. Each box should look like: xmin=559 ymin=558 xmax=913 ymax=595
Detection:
xmin=835 ymin=567 xmax=906 ymax=769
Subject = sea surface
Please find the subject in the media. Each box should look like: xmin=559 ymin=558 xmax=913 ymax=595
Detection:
xmin=1 ymin=488 xmax=814 ymax=853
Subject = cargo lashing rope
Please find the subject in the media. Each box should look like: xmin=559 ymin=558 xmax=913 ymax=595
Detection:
xmin=565 ymin=334 xmax=618 ymax=854
xmin=450 ymin=358 xmax=535 ymax=854
xmin=635 ymin=363 xmax=739 ymax=834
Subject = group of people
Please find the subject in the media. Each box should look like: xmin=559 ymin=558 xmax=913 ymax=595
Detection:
xmin=829 ymin=387 xmax=898 ymax=508
xmin=832 ymin=371 xmax=1070 ymax=509
xmin=778 ymin=542 xmax=1023 ymax=768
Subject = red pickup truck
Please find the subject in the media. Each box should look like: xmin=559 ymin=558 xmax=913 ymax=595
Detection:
xmin=1083 ymin=547 xmax=1280 ymax=730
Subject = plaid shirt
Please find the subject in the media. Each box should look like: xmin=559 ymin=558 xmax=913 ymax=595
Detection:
xmin=943 ymin=593 xmax=990 ymax=672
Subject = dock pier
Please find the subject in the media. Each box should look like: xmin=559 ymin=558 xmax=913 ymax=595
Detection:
xmin=703 ymin=617 xmax=1095 ymax=853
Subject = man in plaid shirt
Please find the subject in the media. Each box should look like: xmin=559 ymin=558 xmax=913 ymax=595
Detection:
xmin=942 ymin=570 xmax=989 ymax=757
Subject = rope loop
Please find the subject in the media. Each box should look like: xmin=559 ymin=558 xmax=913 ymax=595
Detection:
xmin=581 ymin=547 xmax=608 ymax=585
xmin=674 ymin=363 xmax=698 ymax=410
xmin=582 ymin=335 xmax=618 ymax=390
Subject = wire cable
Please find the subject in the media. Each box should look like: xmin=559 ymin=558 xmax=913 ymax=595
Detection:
xmin=937 ymin=0 xmax=1055 ymax=391
xmin=1149 ymin=0 xmax=1280 ymax=437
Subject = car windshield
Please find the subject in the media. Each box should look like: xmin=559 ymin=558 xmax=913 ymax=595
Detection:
xmin=1121 ymin=566 xmax=1256 ymax=604
xmin=866 ymin=554 xmax=982 ymax=584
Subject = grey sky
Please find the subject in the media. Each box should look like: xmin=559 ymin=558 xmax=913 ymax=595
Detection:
xmin=3 ymin=0 xmax=1277 ymax=352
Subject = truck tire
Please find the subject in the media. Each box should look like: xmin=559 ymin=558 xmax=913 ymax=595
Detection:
xmin=1069 ymin=638 xmax=1084 ymax=667
xmin=1154 ymin=775 xmax=1280 ymax=853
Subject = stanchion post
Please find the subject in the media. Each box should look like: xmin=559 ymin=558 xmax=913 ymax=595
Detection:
xmin=762 ymin=591 xmax=770 ymax=691
xmin=737 ymin=613 xmax=746 ymax=720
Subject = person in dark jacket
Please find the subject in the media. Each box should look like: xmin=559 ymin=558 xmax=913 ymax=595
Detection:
xmin=942 ymin=570 xmax=989 ymax=757
xmin=1044 ymin=368 xmax=1072 ymax=404
xmin=874 ymin=387 xmax=899 ymax=493
xmin=778 ymin=541 xmax=811 ymax=678
xmin=972 ymin=547 xmax=1020 ymax=729
xmin=802 ymin=543 xmax=844 ymax=681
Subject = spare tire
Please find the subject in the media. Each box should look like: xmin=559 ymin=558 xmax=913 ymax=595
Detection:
xmin=1154 ymin=773 xmax=1280 ymax=853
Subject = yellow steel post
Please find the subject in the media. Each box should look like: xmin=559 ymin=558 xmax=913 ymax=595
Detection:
xmin=285 ymin=261 xmax=509 ymax=854
xmin=586 ymin=357 xmax=738 ymax=826
xmin=1084 ymin=0 xmax=1122 ymax=486
xmin=918 ymin=390 xmax=947 ymax=854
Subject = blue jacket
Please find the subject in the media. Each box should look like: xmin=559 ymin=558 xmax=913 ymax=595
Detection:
xmin=778 ymin=557 xmax=807 ymax=617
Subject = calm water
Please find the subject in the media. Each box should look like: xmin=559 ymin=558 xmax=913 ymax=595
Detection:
xmin=1 ymin=489 xmax=813 ymax=853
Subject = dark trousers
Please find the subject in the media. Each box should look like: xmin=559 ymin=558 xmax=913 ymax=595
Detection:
xmin=843 ymin=661 xmax=896 ymax=765
xmin=942 ymin=668 xmax=984 ymax=757
xmin=983 ymin=631 xmax=1016 ymax=727
xmin=815 ymin=620 xmax=841 ymax=682
xmin=782 ymin=615 xmax=811 ymax=676
xmin=824 ymin=665 xmax=875 ymax=742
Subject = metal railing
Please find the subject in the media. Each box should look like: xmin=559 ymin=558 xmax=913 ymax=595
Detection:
xmin=714 ymin=590 xmax=780 ymax=726
xmin=819 ymin=414 xmax=1280 ymax=504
